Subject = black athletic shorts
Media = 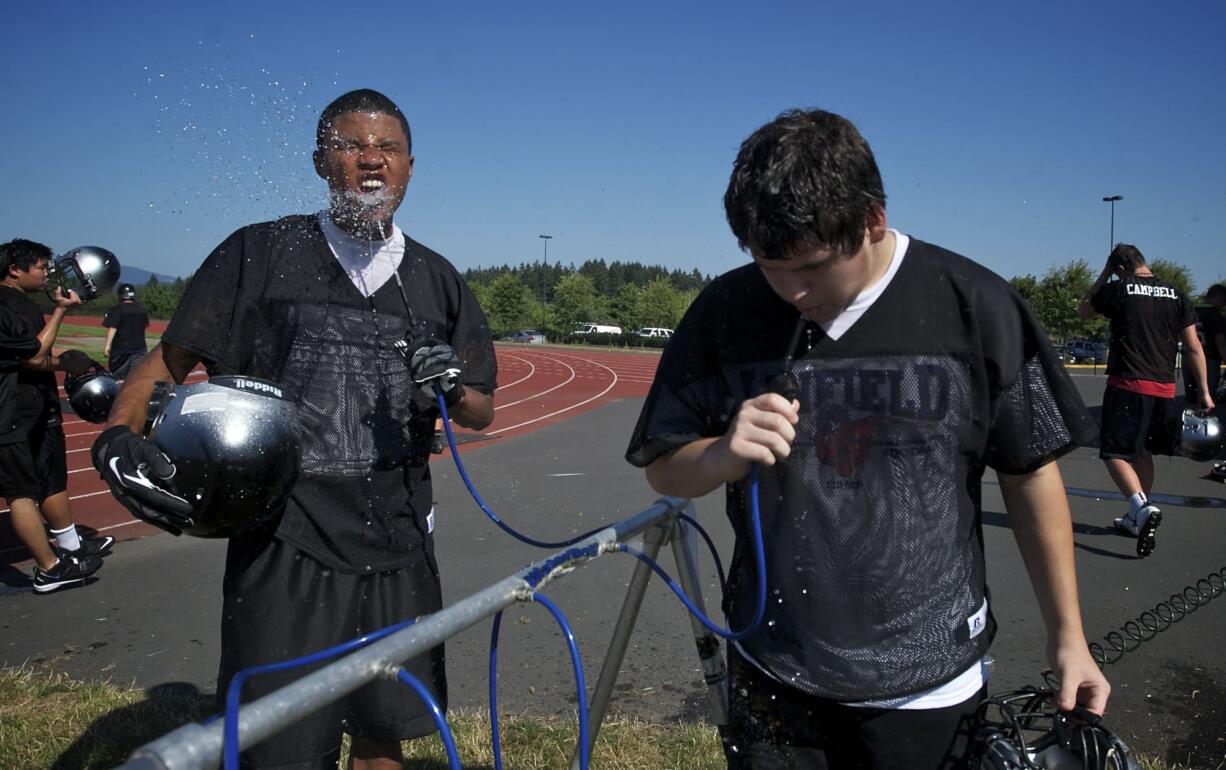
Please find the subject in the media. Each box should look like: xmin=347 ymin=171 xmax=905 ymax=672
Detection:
xmin=107 ymin=350 xmax=145 ymax=380
xmin=217 ymin=537 xmax=446 ymax=770
xmin=0 ymin=440 xmax=41 ymax=501
xmin=1099 ymin=386 xmax=1180 ymax=460
xmin=26 ymin=421 xmax=68 ymax=499
xmin=722 ymin=646 xmax=983 ymax=770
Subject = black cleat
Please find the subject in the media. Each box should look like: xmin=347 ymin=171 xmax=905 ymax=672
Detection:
xmin=58 ymin=534 xmax=116 ymax=559
xmin=1114 ymin=504 xmax=1162 ymax=559
xmin=32 ymin=555 xmax=103 ymax=593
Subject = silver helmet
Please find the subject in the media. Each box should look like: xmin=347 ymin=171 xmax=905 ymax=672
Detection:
xmin=47 ymin=246 xmax=122 ymax=301
xmin=64 ymin=368 xmax=120 ymax=424
xmin=1180 ymin=409 xmax=1223 ymax=462
xmin=146 ymin=375 xmax=300 ymax=538
xmin=974 ymin=688 xmax=1139 ymax=770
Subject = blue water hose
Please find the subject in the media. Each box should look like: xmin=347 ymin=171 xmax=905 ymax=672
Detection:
xmin=436 ymin=394 xmax=608 ymax=549
xmin=223 ymin=618 xmax=417 ymax=770
xmin=437 ymin=392 xmax=769 ymax=642
xmin=487 ymin=594 xmax=591 ymax=770
xmin=394 ymin=669 xmax=461 ymax=769
xmin=619 ymin=466 xmax=767 ymax=640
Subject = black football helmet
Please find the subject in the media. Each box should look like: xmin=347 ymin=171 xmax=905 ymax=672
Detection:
xmin=144 ymin=375 xmax=300 ymax=538
xmin=64 ymin=366 xmax=120 ymax=424
xmin=972 ymin=688 xmax=1139 ymax=770
xmin=47 ymin=246 xmax=122 ymax=301
xmin=117 ymin=282 xmax=137 ymax=301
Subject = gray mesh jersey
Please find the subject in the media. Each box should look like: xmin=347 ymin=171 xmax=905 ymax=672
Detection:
xmin=164 ymin=215 xmax=497 ymax=573
xmin=626 ymin=238 xmax=1094 ymax=701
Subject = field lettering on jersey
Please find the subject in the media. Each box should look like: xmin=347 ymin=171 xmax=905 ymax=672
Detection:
xmin=812 ymin=364 xmax=950 ymax=421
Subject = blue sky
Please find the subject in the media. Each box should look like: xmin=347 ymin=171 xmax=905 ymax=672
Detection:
xmin=2 ymin=1 xmax=1223 ymax=290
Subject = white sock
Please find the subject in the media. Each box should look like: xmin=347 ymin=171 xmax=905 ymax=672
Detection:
xmin=50 ymin=525 xmax=81 ymax=552
xmin=1128 ymin=493 xmax=1147 ymax=514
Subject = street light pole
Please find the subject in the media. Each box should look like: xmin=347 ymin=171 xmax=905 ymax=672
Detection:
xmin=1102 ymin=195 xmax=1123 ymax=251
xmin=539 ymin=234 xmax=553 ymax=262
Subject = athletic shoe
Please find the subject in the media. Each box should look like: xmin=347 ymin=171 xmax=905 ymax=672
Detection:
xmin=32 ymin=555 xmax=103 ymax=594
xmin=57 ymin=534 xmax=115 ymax=559
xmin=1113 ymin=504 xmax=1162 ymax=559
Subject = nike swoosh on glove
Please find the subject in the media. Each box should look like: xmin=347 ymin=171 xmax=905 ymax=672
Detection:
xmin=393 ymin=336 xmax=465 ymax=406
xmin=92 ymin=425 xmax=195 ymax=536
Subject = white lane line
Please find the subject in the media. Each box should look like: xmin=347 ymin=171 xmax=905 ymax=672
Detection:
xmin=493 ymin=358 xmax=577 ymax=410
xmin=0 ymin=488 xmax=113 ymax=516
xmin=0 ymin=516 xmax=147 ymax=559
xmin=487 ymin=355 xmax=618 ymax=436
xmin=547 ymin=473 xmax=586 ymax=477
xmin=493 ymin=354 xmax=535 ymax=390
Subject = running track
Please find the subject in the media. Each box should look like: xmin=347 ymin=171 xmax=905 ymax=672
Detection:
xmin=0 ymin=345 xmax=659 ymax=565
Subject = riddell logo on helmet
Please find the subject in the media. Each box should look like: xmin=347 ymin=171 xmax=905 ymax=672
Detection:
xmin=234 ymin=379 xmax=284 ymax=399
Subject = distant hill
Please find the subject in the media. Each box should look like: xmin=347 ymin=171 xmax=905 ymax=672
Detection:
xmin=121 ymin=264 xmax=181 ymax=286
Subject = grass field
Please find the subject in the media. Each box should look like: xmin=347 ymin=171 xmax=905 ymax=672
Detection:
xmin=0 ymin=667 xmax=1194 ymax=770
xmin=53 ymin=322 xmax=161 ymax=364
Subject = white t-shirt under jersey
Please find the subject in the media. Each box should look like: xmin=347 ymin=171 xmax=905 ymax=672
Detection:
xmin=318 ymin=212 xmax=405 ymax=298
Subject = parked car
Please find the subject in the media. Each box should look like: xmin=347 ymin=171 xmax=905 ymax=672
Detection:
xmin=1064 ymin=339 xmax=1107 ymax=364
xmin=635 ymin=327 xmax=673 ymax=339
xmin=573 ymin=323 xmax=623 ymax=335
xmin=500 ymin=329 xmax=546 ymax=344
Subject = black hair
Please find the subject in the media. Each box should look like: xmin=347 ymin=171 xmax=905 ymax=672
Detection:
xmin=316 ymin=89 xmax=411 ymax=154
xmin=1205 ymin=283 xmax=1226 ymax=302
xmin=724 ymin=109 xmax=886 ymax=261
xmin=1107 ymin=243 xmax=1146 ymax=272
xmin=0 ymin=238 xmax=52 ymax=276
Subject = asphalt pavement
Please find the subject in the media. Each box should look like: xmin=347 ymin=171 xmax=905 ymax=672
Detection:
xmin=2 ymin=372 xmax=1224 ymax=767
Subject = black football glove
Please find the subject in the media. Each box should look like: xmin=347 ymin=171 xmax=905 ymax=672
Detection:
xmin=58 ymin=349 xmax=100 ymax=376
xmin=393 ymin=335 xmax=465 ymax=406
xmin=92 ymin=425 xmax=194 ymax=536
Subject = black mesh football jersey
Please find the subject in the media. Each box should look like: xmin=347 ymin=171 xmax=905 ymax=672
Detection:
xmin=626 ymin=238 xmax=1094 ymax=701
xmin=0 ymin=285 xmax=61 ymax=428
xmin=0 ymin=305 xmax=39 ymax=445
xmin=164 ymin=215 xmax=497 ymax=573
xmin=102 ymin=302 xmax=150 ymax=353
xmin=1091 ymin=275 xmax=1195 ymax=382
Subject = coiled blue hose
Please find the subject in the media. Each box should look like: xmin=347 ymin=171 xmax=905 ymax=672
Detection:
xmin=488 ymin=594 xmax=591 ymax=770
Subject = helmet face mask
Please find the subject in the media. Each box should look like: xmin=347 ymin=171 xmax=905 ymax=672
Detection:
xmin=47 ymin=246 xmax=121 ymax=301
xmin=1180 ymin=409 xmax=1223 ymax=462
xmin=146 ymin=376 xmax=301 ymax=538
xmin=972 ymin=688 xmax=1139 ymax=770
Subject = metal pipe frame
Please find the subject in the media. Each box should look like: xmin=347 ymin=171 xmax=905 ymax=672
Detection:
xmin=116 ymin=498 xmax=687 ymax=770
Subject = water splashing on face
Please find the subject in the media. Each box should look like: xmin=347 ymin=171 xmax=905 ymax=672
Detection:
xmin=329 ymin=188 xmax=396 ymax=240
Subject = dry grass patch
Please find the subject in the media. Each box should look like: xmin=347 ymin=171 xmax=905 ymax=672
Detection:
xmin=0 ymin=666 xmax=1194 ymax=769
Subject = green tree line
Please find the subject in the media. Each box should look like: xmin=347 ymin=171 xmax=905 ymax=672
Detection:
xmin=33 ymin=255 xmax=1223 ymax=350
xmin=463 ymin=259 xmax=709 ymax=339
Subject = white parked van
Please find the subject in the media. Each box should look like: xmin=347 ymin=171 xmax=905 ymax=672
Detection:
xmin=635 ymin=327 xmax=673 ymax=339
xmin=575 ymin=323 xmax=622 ymax=335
